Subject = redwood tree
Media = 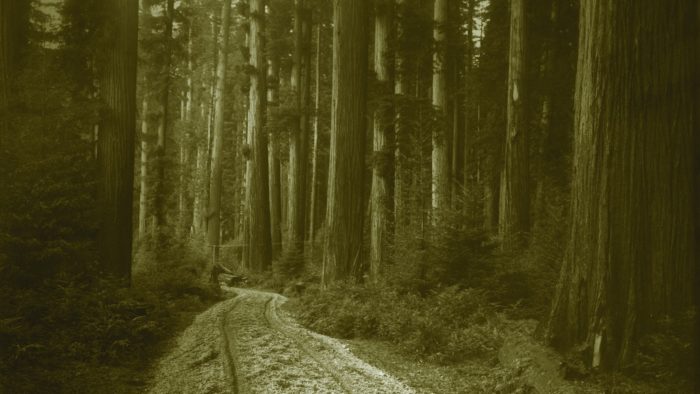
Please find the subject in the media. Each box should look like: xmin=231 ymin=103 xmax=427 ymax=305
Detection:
xmin=245 ymin=0 xmax=272 ymax=271
xmin=322 ymin=0 xmax=368 ymax=286
xmin=98 ymin=0 xmax=138 ymax=280
xmin=430 ymin=0 xmax=450 ymax=220
xmin=287 ymin=0 xmax=311 ymax=259
xmin=369 ymin=0 xmax=395 ymax=284
xmin=207 ymin=0 xmax=233 ymax=260
xmin=499 ymin=0 xmax=529 ymax=250
xmin=547 ymin=0 xmax=698 ymax=369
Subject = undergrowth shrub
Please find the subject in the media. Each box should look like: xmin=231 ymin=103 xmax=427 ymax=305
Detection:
xmin=0 ymin=239 xmax=218 ymax=393
xmin=630 ymin=309 xmax=696 ymax=382
xmin=295 ymin=284 xmax=503 ymax=364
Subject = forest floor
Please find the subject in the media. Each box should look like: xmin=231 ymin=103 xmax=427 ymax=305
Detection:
xmin=148 ymin=286 xmax=413 ymax=393
xmin=147 ymin=285 xmax=686 ymax=394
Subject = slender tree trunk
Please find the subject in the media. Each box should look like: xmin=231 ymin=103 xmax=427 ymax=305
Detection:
xmin=370 ymin=0 xmax=394 ymax=284
xmin=207 ymin=0 xmax=232 ymax=261
xmin=499 ymin=0 xmax=529 ymax=250
xmin=287 ymin=0 xmax=311 ymax=260
xmin=322 ymin=0 xmax=368 ymax=286
xmin=462 ymin=0 xmax=476 ymax=218
xmin=308 ymin=23 xmax=322 ymax=248
xmin=462 ymin=0 xmax=477 ymax=217
xmin=154 ymin=0 xmax=175 ymax=234
xmin=431 ymin=0 xmax=450 ymax=222
xmin=268 ymin=54 xmax=282 ymax=259
xmin=98 ymin=0 xmax=138 ymax=281
xmin=138 ymin=97 xmax=150 ymax=238
xmin=449 ymin=0 xmax=463 ymax=211
xmin=179 ymin=24 xmax=195 ymax=235
xmin=393 ymin=0 xmax=409 ymax=235
xmin=245 ymin=0 xmax=272 ymax=271
xmin=547 ymin=0 xmax=697 ymax=369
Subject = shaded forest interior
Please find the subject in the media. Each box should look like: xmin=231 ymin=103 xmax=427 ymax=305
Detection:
xmin=0 ymin=0 xmax=698 ymax=392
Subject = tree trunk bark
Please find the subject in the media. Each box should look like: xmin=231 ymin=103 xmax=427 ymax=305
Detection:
xmin=268 ymin=54 xmax=282 ymax=259
xmin=207 ymin=0 xmax=232 ymax=261
xmin=499 ymin=0 xmax=529 ymax=250
xmin=138 ymin=97 xmax=149 ymax=239
xmin=245 ymin=0 xmax=272 ymax=272
xmin=546 ymin=0 xmax=698 ymax=369
xmin=431 ymin=0 xmax=450 ymax=222
xmin=370 ymin=0 xmax=394 ymax=285
xmin=179 ymin=24 xmax=195 ymax=236
xmin=322 ymin=0 xmax=368 ymax=286
xmin=308 ymin=22 xmax=322 ymax=249
xmin=287 ymin=0 xmax=311 ymax=261
xmin=154 ymin=0 xmax=175 ymax=234
xmin=98 ymin=0 xmax=138 ymax=282
xmin=462 ymin=0 xmax=476 ymax=219
xmin=393 ymin=0 xmax=410 ymax=235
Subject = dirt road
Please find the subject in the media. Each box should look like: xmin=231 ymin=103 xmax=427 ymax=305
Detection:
xmin=149 ymin=288 xmax=414 ymax=394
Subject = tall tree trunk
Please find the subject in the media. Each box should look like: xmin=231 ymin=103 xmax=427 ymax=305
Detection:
xmin=195 ymin=18 xmax=219 ymax=235
xmin=154 ymin=0 xmax=175 ymax=234
xmin=322 ymin=0 xmax=368 ymax=286
xmin=98 ymin=0 xmax=138 ymax=281
xmin=431 ymin=0 xmax=450 ymax=222
xmin=462 ymin=0 xmax=476 ymax=219
xmin=138 ymin=97 xmax=149 ymax=239
xmin=370 ymin=0 xmax=394 ymax=285
xmin=245 ymin=0 xmax=272 ymax=271
xmin=207 ymin=0 xmax=232 ymax=261
xmin=179 ymin=24 xmax=195 ymax=235
xmin=449 ymin=0 xmax=463 ymax=211
xmin=393 ymin=0 xmax=409 ymax=235
xmin=499 ymin=0 xmax=529 ymax=250
xmin=287 ymin=0 xmax=311 ymax=260
xmin=308 ymin=22 xmax=322 ymax=249
xmin=268 ymin=54 xmax=282 ymax=259
xmin=547 ymin=0 xmax=697 ymax=369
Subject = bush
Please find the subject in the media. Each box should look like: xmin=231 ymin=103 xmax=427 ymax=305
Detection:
xmin=0 ymin=241 xmax=218 ymax=393
xmin=295 ymin=284 xmax=503 ymax=364
xmin=630 ymin=309 xmax=697 ymax=381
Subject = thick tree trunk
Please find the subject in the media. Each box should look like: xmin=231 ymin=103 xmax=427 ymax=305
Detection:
xmin=154 ymin=0 xmax=175 ymax=233
xmin=431 ymin=0 xmax=450 ymax=221
xmin=287 ymin=1 xmax=311 ymax=260
xmin=370 ymin=0 xmax=394 ymax=284
xmin=322 ymin=0 xmax=368 ymax=286
xmin=138 ymin=97 xmax=149 ymax=239
xmin=98 ymin=0 xmax=138 ymax=281
xmin=268 ymin=54 xmax=282 ymax=259
xmin=245 ymin=0 xmax=272 ymax=271
xmin=499 ymin=0 xmax=529 ymax=250
xmin=547 ymin=0 xmax=697 ymax=369
xmin=207 ymin=0 xmax=232 ymax=260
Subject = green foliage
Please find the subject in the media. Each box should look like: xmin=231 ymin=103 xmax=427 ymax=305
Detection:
xmin=295 ymin=284 xmax=503 ymax=364
xmin=0 ymin=266 xmax=215 ymax=393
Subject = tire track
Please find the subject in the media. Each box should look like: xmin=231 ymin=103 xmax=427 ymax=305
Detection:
xmin=219 ymin=295 xmax=247 ymax=394
xmin=221 ymin=289 xmax=346 ymax=393
xmin=262 ymin=295 xmax=354 ymax=393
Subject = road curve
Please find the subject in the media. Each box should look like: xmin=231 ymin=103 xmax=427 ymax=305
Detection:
xmin=150 ymin=288 xmax=414 ymax=394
